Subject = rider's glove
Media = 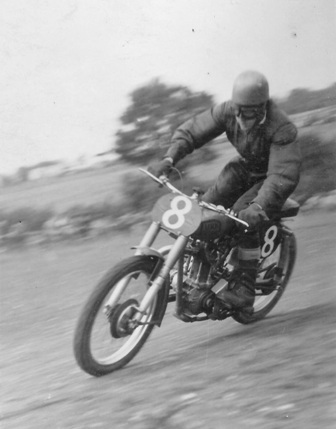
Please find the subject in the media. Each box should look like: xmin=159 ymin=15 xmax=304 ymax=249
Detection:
xmin=238 ymin=202 xmax=269 ymax=229
xmin=147 ymin=157 xmax=173 ymax=178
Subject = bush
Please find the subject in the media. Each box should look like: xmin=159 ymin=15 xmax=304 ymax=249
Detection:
xmin=293 ymin=129 xmax=336 ymax=203
xmin=0 ymin=207 xmax=54 ymax=234
xmin=62 ymin=201 xmax=124 ymax=221
xmin=120 ymin=172 xmax=167 ymax=214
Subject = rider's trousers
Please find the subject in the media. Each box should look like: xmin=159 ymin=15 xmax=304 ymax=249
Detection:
xmin=202 ymin=156 xmax=267 ymax=212
xmin=202 ymin=156 xmax=279 ymax=267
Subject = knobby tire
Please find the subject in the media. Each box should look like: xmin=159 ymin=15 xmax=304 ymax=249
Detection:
xmin=73 ymin=255 xmax=169 ymax=376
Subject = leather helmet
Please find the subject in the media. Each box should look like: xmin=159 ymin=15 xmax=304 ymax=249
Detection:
xmin=232 ymin=70 xmax=269 ymax=106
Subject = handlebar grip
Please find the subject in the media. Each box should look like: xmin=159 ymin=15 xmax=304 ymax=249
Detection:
xmin=192 ymin=187 xmax=204 ymax=196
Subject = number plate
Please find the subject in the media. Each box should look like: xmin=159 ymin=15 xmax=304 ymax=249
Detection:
xmin=259 ymin=221 xmax=282 ymax=258
xmin=152 ymin=194 xmax=202 ymax=236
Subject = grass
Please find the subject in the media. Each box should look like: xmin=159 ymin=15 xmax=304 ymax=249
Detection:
xmin=0 ymin=121 xmax=335 ymax=217
xmin=0 ymin=163 xmax=134 ymax=212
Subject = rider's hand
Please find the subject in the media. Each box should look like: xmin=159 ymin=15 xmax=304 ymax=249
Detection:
xmin=147 ymin=157 xmax=173 ymax=178
xmin=238 ymin=203 xmax=269 ymax=228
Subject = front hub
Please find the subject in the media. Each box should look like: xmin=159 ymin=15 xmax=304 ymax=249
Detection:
xmin=109 ymin=299 xmax=139 ymax=338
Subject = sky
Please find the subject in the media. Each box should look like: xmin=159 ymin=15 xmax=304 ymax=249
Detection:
xmin=1 ymin=0 xmax=335 ymax=174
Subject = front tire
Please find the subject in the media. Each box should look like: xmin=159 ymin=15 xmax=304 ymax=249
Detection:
xmin=232 ymin=232 xmax=297 ymax=324
xmin=73 ymin=255 xmax=169 ymax=376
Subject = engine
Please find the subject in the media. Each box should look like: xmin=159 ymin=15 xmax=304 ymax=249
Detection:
xmin=182 ymin=282 xmax=215 ymax=315
xmin=180 ymin=240 xmax=232 ymax=315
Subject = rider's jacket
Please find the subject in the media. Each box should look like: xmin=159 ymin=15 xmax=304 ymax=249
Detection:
xmin=165 ymin=99 xmax=302 ymax=211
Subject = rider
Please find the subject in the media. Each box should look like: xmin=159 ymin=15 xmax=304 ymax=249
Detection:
xmin=148 ymin=70 xmax=301 ymax=312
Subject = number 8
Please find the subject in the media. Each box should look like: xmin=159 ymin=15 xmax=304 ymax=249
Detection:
xmin=162 ymin=196 xmax=192 ymax=229
xmin=261 ymin=225 xmax=278 ymax=258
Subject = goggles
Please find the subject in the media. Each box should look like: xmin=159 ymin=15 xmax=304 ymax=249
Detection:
xmin=234 ymin=103 xmax=266 ymax=120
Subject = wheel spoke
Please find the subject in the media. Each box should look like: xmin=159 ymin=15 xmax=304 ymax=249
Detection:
xmin=74 ymin=255 xmax=169 ymax=375
xmin=89 ymin=270 xmax=156 ymax=365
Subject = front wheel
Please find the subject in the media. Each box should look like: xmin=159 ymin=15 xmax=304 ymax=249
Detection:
xmin=73 ymin=255 xmax=169 ymax=376
xmin=232 ymin=232 xmax=297 ymax=324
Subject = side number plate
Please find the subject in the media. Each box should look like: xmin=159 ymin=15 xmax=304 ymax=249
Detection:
xmin=261 ymin=224 xmax=281 ymax=258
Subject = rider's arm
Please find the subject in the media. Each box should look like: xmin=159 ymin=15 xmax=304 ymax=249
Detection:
xmin=164 ymin=103 xmax=228 ymax=164
xmin=253 ymin=122 xmax=302 ymax=211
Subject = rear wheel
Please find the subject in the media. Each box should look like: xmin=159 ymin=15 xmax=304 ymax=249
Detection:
xmin=232 ymin=232 xmax=297 ymax=324
xmin=73 ymin=255 xmax=169 ymax=376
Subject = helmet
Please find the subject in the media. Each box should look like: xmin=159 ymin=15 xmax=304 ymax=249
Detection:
xmin=232 ymin=70 xmax=269 ymax=106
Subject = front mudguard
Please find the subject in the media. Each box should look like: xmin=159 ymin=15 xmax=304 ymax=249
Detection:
xmin=133 ymin=245 xmax=166 ymax=259
xmin=158 ymin=244 xmax=173 ymax=257
xmin=132 ymin=246 xmax=170 ymax=327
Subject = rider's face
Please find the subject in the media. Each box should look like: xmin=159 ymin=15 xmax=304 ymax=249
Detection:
xmin=234 ymin=104 xmax=266 ymax=131
xmin=236 ymin=115 xmax=257 ymax=131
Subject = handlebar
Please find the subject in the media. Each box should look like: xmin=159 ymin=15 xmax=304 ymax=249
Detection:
xmin=139 ymin=168 xmax=249 ymax=228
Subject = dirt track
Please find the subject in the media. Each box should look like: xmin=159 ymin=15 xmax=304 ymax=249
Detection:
xmin=1 ymin=210 xmax=335 ymax=429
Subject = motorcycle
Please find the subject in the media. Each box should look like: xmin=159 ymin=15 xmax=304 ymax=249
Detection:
xmin=74 ymin=168 xmax=299 ymax=376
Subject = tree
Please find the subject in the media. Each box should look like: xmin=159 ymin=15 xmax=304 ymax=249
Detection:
xmin=114 ymin=78 xmax=216 ymax=165
xmin=275 ymin=83 xmax=336 ymax=114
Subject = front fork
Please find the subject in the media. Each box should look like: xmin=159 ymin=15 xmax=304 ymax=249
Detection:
xmin=134 ymin=232 xmax=188 ymax=323
xmin=105 ymin=221 xmax=188 ymax=322
xmin=104 ymin=222 xmax=162 ymax=310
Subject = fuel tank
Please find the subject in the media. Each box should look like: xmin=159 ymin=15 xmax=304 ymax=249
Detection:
xmin=191 ymin=209 xmax=234 ymax=241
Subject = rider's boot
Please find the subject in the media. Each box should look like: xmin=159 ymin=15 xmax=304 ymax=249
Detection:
xmin=218 ymin=262 xmax=258 ymax=312
xmin=217 ymin=231 xmax=260 ymax=312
